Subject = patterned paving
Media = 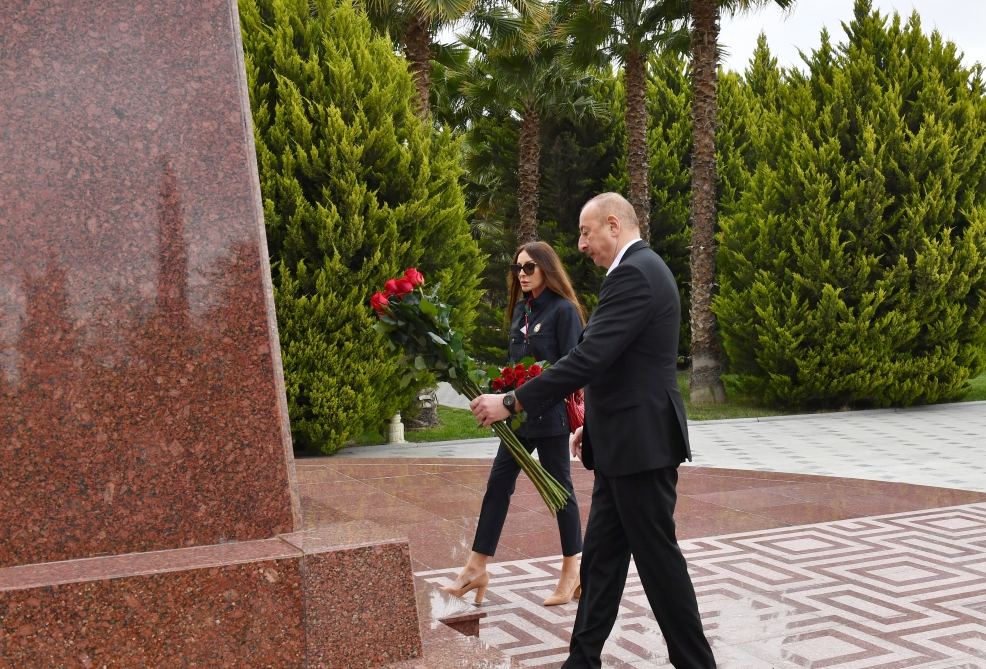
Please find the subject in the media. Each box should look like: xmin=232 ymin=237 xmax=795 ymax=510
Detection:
xmin=418 ymin=503 xmax=986 ymax=668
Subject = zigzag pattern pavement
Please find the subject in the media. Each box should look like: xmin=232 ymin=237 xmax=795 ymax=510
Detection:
xmin=418 ymin=503 xmax=986 ymax=668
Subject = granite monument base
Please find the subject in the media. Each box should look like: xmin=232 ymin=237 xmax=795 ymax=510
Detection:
xmin=0 ymin=526 xmax=421 ymax=668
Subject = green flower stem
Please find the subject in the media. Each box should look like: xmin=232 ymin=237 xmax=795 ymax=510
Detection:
xmin=376 ymin=282 xmax=569 ymax=512
xmin=450 ymin=377 xmax=570 ymax=514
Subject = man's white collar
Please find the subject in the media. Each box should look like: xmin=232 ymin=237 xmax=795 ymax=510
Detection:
xmin=606 ymin=238 xmax=643 ymax=275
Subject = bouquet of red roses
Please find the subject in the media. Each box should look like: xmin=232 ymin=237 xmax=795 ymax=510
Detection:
xmin=489 ymin=360 xmax=543 ymax=429
xmin=371 ymin=268 xmax=569 ymax=513
xmin=490 ymin=361 xmax=543 ymax=393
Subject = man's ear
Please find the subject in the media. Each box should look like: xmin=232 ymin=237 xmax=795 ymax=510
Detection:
xmin=606 ymin=214 xmax=621 ymax=236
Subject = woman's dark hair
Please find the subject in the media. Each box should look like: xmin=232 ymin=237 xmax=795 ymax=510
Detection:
xmin=505 ymin=241 xmax=586 ymax=327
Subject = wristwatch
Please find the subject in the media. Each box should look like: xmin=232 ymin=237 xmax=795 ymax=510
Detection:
xmin=502 ymin=391 xmax=517 ymax=415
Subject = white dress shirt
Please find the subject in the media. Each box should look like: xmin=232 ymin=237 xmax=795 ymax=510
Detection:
xmin=606 ymin=238 xmax=643 ymax=275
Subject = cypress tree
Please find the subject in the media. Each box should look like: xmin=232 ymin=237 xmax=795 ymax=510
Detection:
xmin=608 ymin=50 xmax=745 ymax=356
xmin=644 ymin=51 xmax=694 ymax=354
xmin=457 ymin=108 xmax=521 ymax=363
xmin=239 ymin=0 xmax=483 ymax=452
xmin=540 ymin=73 xmax=624 ymax=311
xmin=716 ymin=1 xmax=986 ymax=408
xmin=718 ymin=35 xmax=787 ymax=214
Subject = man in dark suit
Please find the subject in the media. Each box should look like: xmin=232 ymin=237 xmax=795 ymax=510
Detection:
xmin=470 ymin=193 xmax=716 ymax=668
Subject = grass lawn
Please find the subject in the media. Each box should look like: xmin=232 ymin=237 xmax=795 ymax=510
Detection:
xmin=962 ymin=372 xmax=986 ymax=402
xmin=404 ymin=405 xmax=493 ymax=442
xmin=350 ymin=405 xmax=492 ymax=446
xmin=677 ymin=372 xmax=788 ymax=422
xmin=349 ymin=372 xmax=986 ymax=446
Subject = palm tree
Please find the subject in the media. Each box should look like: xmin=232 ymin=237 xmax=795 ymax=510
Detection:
xmin=364 ymin=1 xmax=515 ymax=427
xmin=558 ymin=0 xmax=689 ymax=243
xmin=365 ymin=0 xmax=546 ymax=118
xmin=458 ymin=8 xmax=607 ymax=243
xmin=687 ymin=0 xmax=794 ymax=403
xmin=365 ymin=0 xmax=467 ymax=118
xmin=365 ymin=1 xmax=548 ymax=427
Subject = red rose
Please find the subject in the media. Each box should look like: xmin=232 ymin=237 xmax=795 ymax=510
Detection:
xmin=515 ymin=377 xmax=526 ymax=388
xmin=404 ymin=267 xmax=425 ymax=286
xmin=514 ymin=363 xmax=526 ymax=376
xmin=491 ymin=377 xmax=504 ymax=392
xmin=370 ymin=291 xmax=390 ymax=314
xmin=384 ymin=278 xmax=399 ymax=295
xmin=528 ymin=363 xmax=542 ymax=378
xmin=501 ymin=367 xmax=515 ymax=385
xmin=393 ymin=278 xmax=414 ymax=296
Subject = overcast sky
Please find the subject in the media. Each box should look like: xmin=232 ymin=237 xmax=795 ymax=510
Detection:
xmin=720 ymin=0 xmax=986 ymax=74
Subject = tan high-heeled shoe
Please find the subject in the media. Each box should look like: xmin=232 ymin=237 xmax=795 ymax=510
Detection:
xmin=441 ymin=571 xmax=491 ymax=605
xmin=543 ymin=580 xmax=581 ymax=606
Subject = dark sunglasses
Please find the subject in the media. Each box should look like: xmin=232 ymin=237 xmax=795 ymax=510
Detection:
xmin=510 ymin=262 xmax=538 ymax=276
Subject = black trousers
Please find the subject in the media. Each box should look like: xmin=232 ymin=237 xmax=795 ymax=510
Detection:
xmin=563 ymin=467 xmax=716 ymax=669
xmin=472 ymin=433 xmax=582 ymax=557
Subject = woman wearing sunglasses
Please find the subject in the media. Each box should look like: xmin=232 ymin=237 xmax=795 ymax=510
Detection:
xmin=443 ymin=241 xmax=585 ymax=606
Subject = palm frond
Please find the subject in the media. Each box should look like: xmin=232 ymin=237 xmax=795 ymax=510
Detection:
xmin=405 ymin=0 xmax=473 ymax=21
xmin=721 ymin=0 xmax=796 ymax=18
xmin=655 ymin=20 xmax=691 ymax=54
xmin=557 ymin=2 xmax=613 ymax=66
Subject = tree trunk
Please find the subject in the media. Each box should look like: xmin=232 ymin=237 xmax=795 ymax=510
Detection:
xmin=516 ymin=105 xmax=541 ymax=245
xmin=404 ymin=386 xmax=440 ymax=429
xmin=688 ymin=1 xmax=727 ymax=404
xmin=403 ymin=15 xmax=437 ymax=422
xmin=624 ymin=50 xmax=651 ymax=243
xmin=404 ymin=13 xmax=432 ymax=120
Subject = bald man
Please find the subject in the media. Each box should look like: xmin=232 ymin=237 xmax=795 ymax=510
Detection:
xmin=471 ymin=193 xmax=716 ymax=668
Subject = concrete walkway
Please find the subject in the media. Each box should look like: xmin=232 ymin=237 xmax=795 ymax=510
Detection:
xmin=338 ymin=399 xmax=986 ymax=493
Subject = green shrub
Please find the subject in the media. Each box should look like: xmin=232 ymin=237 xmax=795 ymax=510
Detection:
xmin=643 ymin=51 xmax=693 ymax=353
xmin=240 ymin=0 xmax=483 ymax=452
xmin=716 ymin=3 xmax=986 ymax=408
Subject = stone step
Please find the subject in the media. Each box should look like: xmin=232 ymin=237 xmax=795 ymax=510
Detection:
xmin=381 ymin=577 xmax=513 ymax=668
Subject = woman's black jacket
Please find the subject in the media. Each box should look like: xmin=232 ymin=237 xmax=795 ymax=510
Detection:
xmin=506 ymin=289 xmax=582 ymax=439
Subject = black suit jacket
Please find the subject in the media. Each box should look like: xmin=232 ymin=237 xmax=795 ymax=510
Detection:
xmin=515 ymin=241 xmax=690 ymax=476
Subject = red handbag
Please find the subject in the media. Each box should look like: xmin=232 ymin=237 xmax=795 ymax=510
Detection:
xmin=565 ymin=389 xmax=585 ymax=431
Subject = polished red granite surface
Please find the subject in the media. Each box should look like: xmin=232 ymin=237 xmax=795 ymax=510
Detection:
xmin=296 ymin=458 xmax=986 ymax=570
xmin=0 ymin=0 xmax=299 ymax=567
xmin=0 ymin=531 xmax=423 ymax=668
xmin=0 ymin=1 xmax=428 ymax=666
xmin=281 ymin=526 xmax=424 ymax=667
xmin=0 ymin=541 xmax=308 ymax=668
